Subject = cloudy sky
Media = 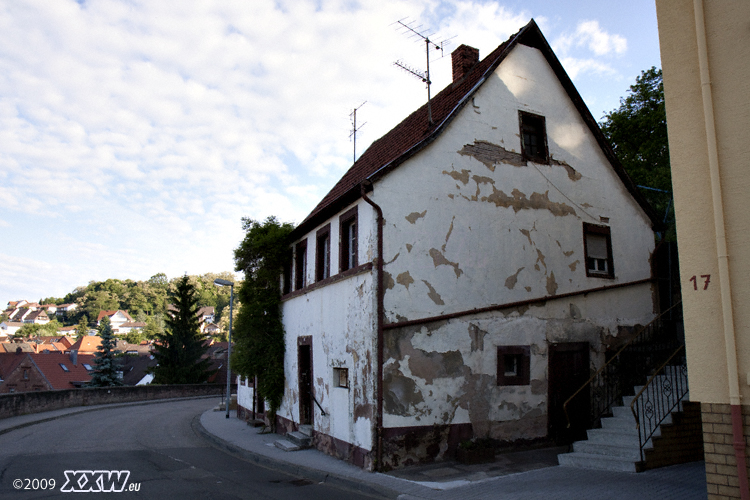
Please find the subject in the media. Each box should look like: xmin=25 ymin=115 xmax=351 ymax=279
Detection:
xmin=0 ymin=0 xmax=661 ymax=305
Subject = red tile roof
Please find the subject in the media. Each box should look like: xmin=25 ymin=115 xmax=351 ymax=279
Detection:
xmin=290 ymin=19 xmax=659 ymax=239
xmin=29 ymin=353 xmax=95 ymax=389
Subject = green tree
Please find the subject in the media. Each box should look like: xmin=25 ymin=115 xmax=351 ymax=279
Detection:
xmin=151 ymin=275 xmax=213 ymax=384
xmin=600 ymin=67 xmax=672 ymax=230
xmin=75 ymin=315 xmax=89 ymax=339
xmin=232 ymin=216 xmax=294 ymax=420
xmin=88 ymin=317 xmax=123 ymax=387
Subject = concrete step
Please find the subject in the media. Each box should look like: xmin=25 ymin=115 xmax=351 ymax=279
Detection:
xmin=298 ymin=424 xmax=313 ymax=437
xmin=286 ymin=431 xmax=312 ymax=448
xmin=557 ymin=451 xmax=637 ymax=472
xmin=612 ymin=406 xmax=637 ymax=419
xmin=601 ymin=415 xmax=638 ymax=431
xmin=274 ymin=439 xmax=301 ymax=452
xmin=573 ymin=440 xmax=642 ymax=460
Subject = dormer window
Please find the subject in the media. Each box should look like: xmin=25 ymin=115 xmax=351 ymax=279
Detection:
xmin=519 ymin=111 xmax=549 ymax=164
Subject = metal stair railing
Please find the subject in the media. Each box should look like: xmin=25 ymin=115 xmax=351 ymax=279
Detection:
xmin=564 ymin=301 xmax=683 ymax=430
xmin=630 ymin=344 xmax=689 ymax=462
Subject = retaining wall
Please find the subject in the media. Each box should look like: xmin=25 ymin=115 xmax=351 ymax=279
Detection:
xmin=0 ymin=384 xmax=226 ymax=419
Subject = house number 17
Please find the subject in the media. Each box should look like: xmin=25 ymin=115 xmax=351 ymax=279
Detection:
xmin=689 ymin=275 xmax=711 ymax=291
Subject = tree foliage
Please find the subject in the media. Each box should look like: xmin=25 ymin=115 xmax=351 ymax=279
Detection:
xmin=600 ymin=67 xmax=673 ymax=229
xmin=150 ymin=275 xmax=213 ymax=384
xmin=88 ymin=317 xmax=123 ymax=387
xmin=15 ymin=320 xmax=63 ymax=338
xmin=232 ymin=216 xmax=294 ymax=418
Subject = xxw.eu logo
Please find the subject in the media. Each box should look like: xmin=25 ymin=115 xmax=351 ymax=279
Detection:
xmin=60 ymin=470 xmax=132 ymax=493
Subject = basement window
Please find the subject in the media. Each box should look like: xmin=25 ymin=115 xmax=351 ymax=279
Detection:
xmin=497 ymin=346 xmax=530 ymax=386
xmin=584 ymin=223 xmax=614 ymax=279
xmin=316 ymin=225 xmax=331 ymax=282
xmin=333 ymin=367 xmax=349 ymax=389
xmin=339 ymin=207 xmax=358 ymax=273
xmin=519 ymin=111 xmax=549 ymax=164
xmin=294 ymin=239 xmax=307 ymax=290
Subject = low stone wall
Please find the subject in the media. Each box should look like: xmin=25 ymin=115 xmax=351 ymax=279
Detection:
xmin=0 ymin=384 xmax=226 ymax=419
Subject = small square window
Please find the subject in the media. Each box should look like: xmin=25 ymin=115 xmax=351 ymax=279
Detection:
xmin=519 ymin=111 xmax=549 ymax=164
xmin=583 ymin=223 xmax=614 ymax=278
xmin=333 ymin=367 xmax=349 ymax=388
xmin=339 ymin=207 xmax=358 ymax=273
xmin=497 ymin=346 xmax=530 ymax=386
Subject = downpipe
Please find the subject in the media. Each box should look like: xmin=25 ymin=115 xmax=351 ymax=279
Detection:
xmin=361 ymin=181 xmax=385 ymax=471
xmin=693 ymin=1 xmax=748 ymax=497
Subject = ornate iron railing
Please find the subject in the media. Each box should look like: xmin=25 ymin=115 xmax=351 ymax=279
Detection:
xmin=563 ymin=301 xmax=683 ymax=430
xmin=630 ymin=345 xmax=688 ymax=462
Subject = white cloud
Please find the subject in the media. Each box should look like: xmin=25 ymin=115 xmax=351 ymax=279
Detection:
xmin=0 ymin=0 xmax=654 ymax=304
xmin=554 ymin=20 xmax=627 ymax=57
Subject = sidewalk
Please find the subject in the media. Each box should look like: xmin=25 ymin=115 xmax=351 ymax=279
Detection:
xmin=198 ymin=410 xmax=709 ymax=500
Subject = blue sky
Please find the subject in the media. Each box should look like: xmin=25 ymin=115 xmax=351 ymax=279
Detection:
xmin=0 ymin=0 xmax=662 ymax=305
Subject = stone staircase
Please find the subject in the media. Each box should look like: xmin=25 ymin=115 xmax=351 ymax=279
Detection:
xmin=274 ymin=425 xmax=313 ymax=451
xmin=558 ymin=368 xmax=689 ymax=472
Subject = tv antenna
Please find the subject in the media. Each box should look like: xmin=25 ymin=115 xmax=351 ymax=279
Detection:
xmin=349 ymin=101 xmax=367 ymax=163
xmin=393 ymin=18 xmax=452 ymax=125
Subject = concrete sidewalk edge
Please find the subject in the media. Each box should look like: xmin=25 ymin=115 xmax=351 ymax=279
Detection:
xmin=192 ymin=414 xmax=404 ymax=499
xmin=0 ymin=395 xmax=220 ymax=437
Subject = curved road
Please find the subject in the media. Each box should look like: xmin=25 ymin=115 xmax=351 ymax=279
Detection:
xmin=0 ymin=398 xmax=380 ymax=499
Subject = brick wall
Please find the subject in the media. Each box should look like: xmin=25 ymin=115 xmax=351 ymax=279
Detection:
xmin=0 ymin=384 xmax=225 ymax=419
xmin=702 ymin=402 xmax=750 ymax=499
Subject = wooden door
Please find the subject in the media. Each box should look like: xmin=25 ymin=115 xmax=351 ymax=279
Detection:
xmin=298 ymin=339 xmax=313 ymax=425
xmin=548 ymin=342 xmax=590 ymax=444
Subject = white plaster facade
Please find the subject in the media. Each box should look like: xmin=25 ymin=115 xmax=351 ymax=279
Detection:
xmin=237 ymin=20 xmax=659 ymax=470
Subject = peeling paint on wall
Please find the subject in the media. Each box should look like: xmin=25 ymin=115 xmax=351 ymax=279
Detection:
xmin=520 ymin=228 xmax=533 ymax=246
xmin=396 ymin=271 xmax=414 ymax=290
xmin=406 ymin=244 xmax=413 ymax=253
xmin=483 ymin=188 xmax=577 ymax=217
xmin=442 ymin=217 xmax=455 ymax=252
xmin=457 ymin=140 xmax=526 ymax=170
xmin=568 ymin=260 xmax=580 ymax=272
xmin=550 ymin=158 xmax=583 ymax=181
xmin=441 ymin=168 xmax=471 ymax=184
xmin=535 ymin=249 xmax=547 ymax=271
xmin=505 ymin=267 xmax=525 ymax=289
xmin=383 ymin=271 xmax=395 ymax=290
xmin=421 ymin=280 xmax=445 ymax=305
xmin=408 ymin=349 xmax=464 ymax=385
xmin=546 ymin=272 xmax=558 ymax=295
xmin=429 ymin=248 xmax=463 ymax=278
xmin=384 ymin=367 xmax=425 ymax=416
xmin=405 ymin=210 xmax=427 ymax=224
xmin=468 ymin=323 xmax=486 ymax=352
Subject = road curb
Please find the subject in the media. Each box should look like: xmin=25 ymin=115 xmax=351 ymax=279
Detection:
xmin=0 ymin=395 xmax=220 ymax=437
xmin=192 ymin=414 xmax=403 ymax=499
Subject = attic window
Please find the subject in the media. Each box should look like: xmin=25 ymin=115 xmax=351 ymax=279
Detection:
xmin=83 ymin=363 xmax=93 ymax=371
xmin=316 ymin=225 xmax=331 ymax=282
xmin=519 ymin=111 xmax=549 ymax=164
xmin=584 ymin=223 xmax=614 ymax=279
xmin=59 ymin=363 xmax=69 ymax=372
xmin=339 ymin=207 xmax=358 ymax=273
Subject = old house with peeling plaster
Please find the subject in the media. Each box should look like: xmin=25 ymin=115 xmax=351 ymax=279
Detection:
xmin=237 ymin=19 xmax=663 ymax=471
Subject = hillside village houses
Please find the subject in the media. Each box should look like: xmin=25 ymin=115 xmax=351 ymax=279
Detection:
xmin=237 ymin=20 xmax=665 ymax=471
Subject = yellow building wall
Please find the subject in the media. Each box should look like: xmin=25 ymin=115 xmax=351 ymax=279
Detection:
xmin=656 ymin=0 xmax=750 ymax=405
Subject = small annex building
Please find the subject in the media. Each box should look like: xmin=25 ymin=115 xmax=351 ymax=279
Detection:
xmin=237 ymin=19 xmax=661 ymax=470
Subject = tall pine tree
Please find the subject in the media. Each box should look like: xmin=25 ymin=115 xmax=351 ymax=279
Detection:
xmin=88 ymin=316 xmax=123 ymax=387
xmin=151 ymin=275 xmax=213 ymax=384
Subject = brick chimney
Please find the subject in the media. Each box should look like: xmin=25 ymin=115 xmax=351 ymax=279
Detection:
xmin=452 ymin=44 xmax=479 ymax=82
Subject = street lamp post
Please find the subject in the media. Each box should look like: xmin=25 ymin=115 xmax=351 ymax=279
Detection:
xmin=214 ymin=279 xmax=234 ymax=419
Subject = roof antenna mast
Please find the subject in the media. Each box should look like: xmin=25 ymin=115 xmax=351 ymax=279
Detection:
xmin=349 ymin=101 xmax=367 ymax=163
xmin=393 ymin=18 xmax=450 ymax=125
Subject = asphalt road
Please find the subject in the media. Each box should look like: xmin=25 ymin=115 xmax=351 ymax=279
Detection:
xmin=0 ymin=398 xmax=381 ymax=499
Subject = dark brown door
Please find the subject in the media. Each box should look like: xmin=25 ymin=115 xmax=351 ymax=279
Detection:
xmin=548 ymin=342 xmax=590 ymax=444
xmin=298 ymin=342 xmax=313 ymax=425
